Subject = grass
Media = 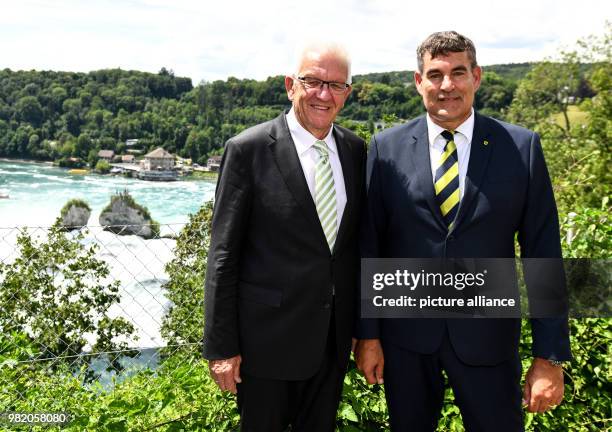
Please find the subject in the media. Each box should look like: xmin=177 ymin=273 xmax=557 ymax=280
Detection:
xmin=60 ymin=199 xmax=91 ymax=217
xmin=552 ymin=105 xmax=589 ymax=128
xmin=190 ymin=171 xmax=219 ymax=181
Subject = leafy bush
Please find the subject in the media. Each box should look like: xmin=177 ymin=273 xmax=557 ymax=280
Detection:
xmin=561 ymin=198 xmax=611 ymax=258
xmin=95 ymin=159 xmax=111 ymax=173
xmin=161 ymin=202 xmax=212 ymax=347
xmin=0 ymin=336 xmax=239 ymax=431
xmin=0 ymin=223 xmax=135 ymax=359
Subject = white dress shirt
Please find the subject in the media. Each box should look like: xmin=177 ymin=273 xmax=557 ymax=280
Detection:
xmin=286 ymin=108 xmax=347 ymax=228
xmin=427 ymin=109 xmax=475 ymax=199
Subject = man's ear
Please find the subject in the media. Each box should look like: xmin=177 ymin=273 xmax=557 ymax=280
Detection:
xmin=285 ymin=76 xmax=295 ymax=101
xmin=414 ymin=71 xmax=424 ymax=96
xmin=472 ymin=66 xmax=482 ymax=92
xmin=345 ymin=85 xmax=353 ymax=100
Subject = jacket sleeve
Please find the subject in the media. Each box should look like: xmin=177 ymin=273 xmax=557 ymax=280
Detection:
xmin=203 ymin=139 xmax=252 ymax=360
xmin=518 ymin=132 xmax=571 ymax=361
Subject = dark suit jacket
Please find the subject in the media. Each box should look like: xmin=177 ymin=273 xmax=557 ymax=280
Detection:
xmin=356 ymin=112 xmax=571 ymax=365
xmin=204 ymin=112 xmax=366 ymax=380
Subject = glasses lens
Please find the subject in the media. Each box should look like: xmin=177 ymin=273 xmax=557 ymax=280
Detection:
xmin=299 ymin=77 xmax=347 ymax=94
xmin=329 ymin=82 xmax=348 ymax=93
xmin=301 ymin=77 xmax=322 ymax=89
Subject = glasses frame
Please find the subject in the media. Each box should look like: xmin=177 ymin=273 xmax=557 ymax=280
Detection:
xmin=295 ymin=76 xmax=351 ymax=94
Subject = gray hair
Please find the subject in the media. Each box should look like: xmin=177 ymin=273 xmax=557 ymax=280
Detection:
xmin=293 ymin=41 xmax=352 ymax=85
xmin=416 ymin=31 xmax=478 ymax=73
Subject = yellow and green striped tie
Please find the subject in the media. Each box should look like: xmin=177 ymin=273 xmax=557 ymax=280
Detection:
xmin=314 ymin=140 xmax=337 ymax=251
xmin=434 ymin=130 xmax=460 ymax=228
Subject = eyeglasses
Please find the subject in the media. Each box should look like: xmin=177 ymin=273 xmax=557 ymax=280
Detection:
xmin=295 ymin=76 xmax=350 ymax=94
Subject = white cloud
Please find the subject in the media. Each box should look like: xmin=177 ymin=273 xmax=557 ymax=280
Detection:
xmin=0 ymin=0 xmax=609 ymax=83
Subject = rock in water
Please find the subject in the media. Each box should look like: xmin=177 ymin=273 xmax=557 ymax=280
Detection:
xmin=99 ymin=191 xmax=158 ymax=239
xmin=60 ymin=199 xmax=91 ymax=230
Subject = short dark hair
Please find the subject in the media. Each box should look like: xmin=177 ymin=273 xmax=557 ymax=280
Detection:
xmin=416 ymin=31 xmax=478 ymax=73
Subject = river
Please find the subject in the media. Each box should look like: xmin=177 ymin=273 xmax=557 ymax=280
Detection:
xmin=0 ymin=160 xmax=215 ymax=227
xmin=0 ymin=160 xmax=217 ymax=349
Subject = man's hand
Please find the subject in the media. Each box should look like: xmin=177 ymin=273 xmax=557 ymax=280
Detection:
xmin=209 ymin=355 xmax=242 ymax=394
xmin=523 ymin=357 xmax=564 ymax=413
xmin=355 ymin=339 xmax=384 ymax=385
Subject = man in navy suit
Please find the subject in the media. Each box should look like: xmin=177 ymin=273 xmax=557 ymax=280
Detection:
xmin=354 ymin=31 xmax=570 ymax=431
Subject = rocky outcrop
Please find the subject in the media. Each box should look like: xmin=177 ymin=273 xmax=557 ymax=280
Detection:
xmin=60 ymin=199 xmax=91 ymax=230
xmin=99 ymin=191 xmax=159 ymax=239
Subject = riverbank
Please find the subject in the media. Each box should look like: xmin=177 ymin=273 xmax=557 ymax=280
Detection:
xmin=0 ymin=157 xmax=54 ymax=165
xmin=0 ymin=158 xmax=219 ymax=182
xmin=190 ymin=170 xmax=219 ymax=180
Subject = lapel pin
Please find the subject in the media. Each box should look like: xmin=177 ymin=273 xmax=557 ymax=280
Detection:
xmin=483 ymin=140 xmax=489 ymax=146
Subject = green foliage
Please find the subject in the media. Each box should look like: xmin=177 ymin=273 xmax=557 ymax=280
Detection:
xmin=337 ymin=364 xmax=388 ymax=430
xmin=0 ymin=338 xmax=239 ymax=431
xmin=0 ymin=62 xmax=527 ymax=163
xmin=507 ymin=25 xmax=611 ymax=217
xmin=57 ymin=156 xmax=86 ymax=168
xmin=475 ymin=71 xmax=516 ymax=118
xmin=561 ymin=199 xmax=611 ymax=259
xmin=161 ymin=202 xmax=213 ymax=346
xmin=0 ymin=223 xmax=135 ymax=359
xmin=95 ymin=159 xmax=111 ymax=174
xmin=520 ymin=319 xmax=612 ymax=432
xmin=507 ymin=58 xmax=581 ymax=134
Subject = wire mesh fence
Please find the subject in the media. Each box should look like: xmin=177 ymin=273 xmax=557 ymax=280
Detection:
xmin=0 ymin=218 xmax=227 ymax=430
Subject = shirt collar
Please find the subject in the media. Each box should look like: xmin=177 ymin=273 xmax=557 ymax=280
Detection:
xmin=286 ymin=107 xmax=337 ymax=156
xmin=426 ymin=108 xmax=475 ymax=147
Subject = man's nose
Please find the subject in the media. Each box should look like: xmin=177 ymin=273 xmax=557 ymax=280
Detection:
xmin=315 ymin=83 xmax=333 ymax=99
xmin=440 ymin=75 xmax=455 ymax=91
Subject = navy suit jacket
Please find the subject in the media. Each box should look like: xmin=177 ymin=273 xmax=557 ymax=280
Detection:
xmin=356 ymin=112 xmax=571 ymax=365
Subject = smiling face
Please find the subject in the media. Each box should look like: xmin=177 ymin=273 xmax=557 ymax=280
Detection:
xmin=414 ymin=51 xmax=481 ymax=130
xmin=285 ymin=49 xmax=351 ymax=139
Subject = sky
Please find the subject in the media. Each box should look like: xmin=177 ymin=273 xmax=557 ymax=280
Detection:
xmin=1 ymin=0 xmax=610 ymax=84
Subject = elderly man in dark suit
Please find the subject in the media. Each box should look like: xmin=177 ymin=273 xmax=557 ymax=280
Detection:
xmin=355 ymin=31 xmax=570 ymax=431
xmin=203 ymin=42 xmax=365 ymax=431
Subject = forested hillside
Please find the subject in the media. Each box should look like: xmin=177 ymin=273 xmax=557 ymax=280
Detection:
xmin=0 ymin=63 xmax=561 ymax=166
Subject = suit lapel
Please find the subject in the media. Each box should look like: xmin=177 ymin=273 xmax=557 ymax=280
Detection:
xmin=332 ymin=126 xmax=354 ymax=254
xmin=267 ymin=114 xmax=325 ymax=240
xmin=409 ymin=117 xmax=448 ymax=231
xmin=453 ymin=112 xmax=492 ymax=231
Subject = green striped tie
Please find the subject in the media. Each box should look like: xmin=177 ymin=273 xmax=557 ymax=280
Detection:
xmin=434 ymin=130 xmax=460 ymax=229
xmin=314 ymin=140 xmax=337 ymax=251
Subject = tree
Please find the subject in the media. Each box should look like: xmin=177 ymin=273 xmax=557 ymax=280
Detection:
xmin=75 ymin=133 xmax=93 ymax=158
xmin=507 ymin=55 xmax=580 ymax=135
xmin=14 ymin=95 xmax=43 ymax=126
xmin=0 ymin=222 xmax=135 ymax=359
xmin=95 ymin=159 xmax=110 ymax=173
xmin=161 ymin=202 xmax=213 ymax=347
xmin=505 ymin=25 xmax=611 ymax=213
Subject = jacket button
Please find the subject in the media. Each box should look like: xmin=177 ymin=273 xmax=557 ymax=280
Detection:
xmin=323 ymin=303 xmax=331 ymax=309
xmin=448 ymin=235 xmax=455 ymax=242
